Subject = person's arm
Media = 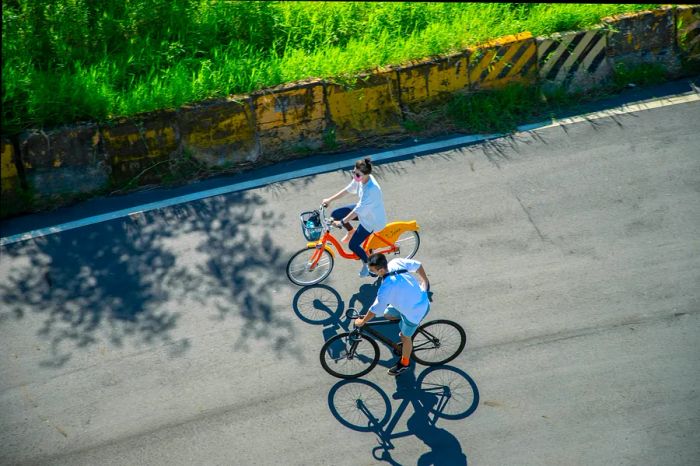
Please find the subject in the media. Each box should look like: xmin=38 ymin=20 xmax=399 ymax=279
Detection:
xmin=354 ymin=310 xmax=375 ymax=327
xmin=357 ymin=287 xmax=388 ymax=326
xmin=322 ymin=188 xmax=348 ymax=207
xmin=415 ymin=265 xmax=430 ymax=292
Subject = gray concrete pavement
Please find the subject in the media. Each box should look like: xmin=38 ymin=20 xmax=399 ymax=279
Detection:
xmin=1 ymin=97 xmax=699 ymax=465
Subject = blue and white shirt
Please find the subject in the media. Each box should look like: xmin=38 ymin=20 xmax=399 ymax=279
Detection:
xmin=345 ymin=175 xmax=387 ymax=233
xmin=369 ymin=258 xmax=430 ymax=324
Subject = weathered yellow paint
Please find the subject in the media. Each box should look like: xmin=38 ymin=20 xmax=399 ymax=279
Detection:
xmin=469 ymin=32 xmax=537 ymax=90
xmin=1 ymin=141 xmax=20 ymax=195
xmin=398 ymin=54 xmax=468 ymax=104
xmin=102 ymin=125 xmax=177 ymax=163
xmin=253 ymin=81 xmax=327 ymax=155
xmin=1 ymin=141 xmax=17 ymax=179
xmin=183 ymin=105 xmax=253 ymax=150
xmin=327 ymin=70 xmax=403 ymax=140
xmin=254 ymin=82 xmax=325 ymax=131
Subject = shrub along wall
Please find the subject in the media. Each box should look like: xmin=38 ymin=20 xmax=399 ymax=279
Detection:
xmin=1 ymin=5 xmax=698 ymax=218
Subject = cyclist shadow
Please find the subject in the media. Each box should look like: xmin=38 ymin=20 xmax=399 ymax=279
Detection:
xmin=327 ymin=364 xmax=479 ymax=465
xmin=292 ymin=281 xmax=403 ymax=368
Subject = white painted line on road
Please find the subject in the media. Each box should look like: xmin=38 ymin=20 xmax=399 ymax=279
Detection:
xmin=2 ymin=92 xmax=697 ymax=246
xmin=515 ymin=92 xmax=699 ymax=133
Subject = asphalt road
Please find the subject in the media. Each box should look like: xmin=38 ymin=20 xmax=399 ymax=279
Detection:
xmin=1 ymin=90 xmax=699 ymax=465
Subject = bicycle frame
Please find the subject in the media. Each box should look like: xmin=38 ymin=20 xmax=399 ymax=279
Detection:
xmin=346 ymin=317 xmax=444 ymax=362
xmin=305 ymin=205 xmax=418 ymax=269
xmin=352 ymin=318 xmax=403 ymax=354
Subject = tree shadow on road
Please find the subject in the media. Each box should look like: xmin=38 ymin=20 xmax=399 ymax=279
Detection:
xmin=181 ymin=192 xmax=299 ymax=356
xmin=0 ymin=190 xmax=299 ymax=366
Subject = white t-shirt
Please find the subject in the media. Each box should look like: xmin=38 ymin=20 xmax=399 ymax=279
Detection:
xmin=369 ymin=258 xmax=430 ymax=324
xmin=345 ymin=175 xmax=387 ymax=233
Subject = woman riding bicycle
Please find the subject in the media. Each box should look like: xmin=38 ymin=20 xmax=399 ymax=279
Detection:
xmin=321 ymin=157 xmax=387 ymax=278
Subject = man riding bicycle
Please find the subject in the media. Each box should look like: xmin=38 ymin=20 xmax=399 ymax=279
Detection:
xmin=354 ymin=252 xmax=431 ymax=376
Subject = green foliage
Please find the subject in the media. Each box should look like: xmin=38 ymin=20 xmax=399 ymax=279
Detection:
xmin=2 ymin=2 xmax=658 ymax=135
xmin=447 ymin=85 xmax=544 ymax=133
xmin=612 ymin=62 xmax=668 ymax=89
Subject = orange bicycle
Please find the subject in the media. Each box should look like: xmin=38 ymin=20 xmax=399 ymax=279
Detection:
xmin=286 ymin=204 xmax=420 ymax=286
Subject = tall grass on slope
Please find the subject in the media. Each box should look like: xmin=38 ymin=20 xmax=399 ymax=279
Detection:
xmin=2 ymin=2 xmax=657 ymax=134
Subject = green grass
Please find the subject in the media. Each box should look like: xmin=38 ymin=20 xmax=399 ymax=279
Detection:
xmin=2 ymin=2 xmax=658 ymax=135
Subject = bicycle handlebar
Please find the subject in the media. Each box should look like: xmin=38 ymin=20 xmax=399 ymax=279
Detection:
xmin=320 ymin=204 xmax=342 ymax=229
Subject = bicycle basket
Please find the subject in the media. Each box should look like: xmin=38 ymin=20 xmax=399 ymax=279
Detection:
xmin=300 ymin=210 xmax=323 ymax=241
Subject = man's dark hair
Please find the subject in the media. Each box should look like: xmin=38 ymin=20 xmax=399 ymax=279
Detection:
xmin=355 ymin=157 xmax=372 ymax=175
xmin=368 ymin=252 xmax=388 ymax=270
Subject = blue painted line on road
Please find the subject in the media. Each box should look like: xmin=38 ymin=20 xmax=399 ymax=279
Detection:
xmin=0 ymin=133 xmax=504 ymax=246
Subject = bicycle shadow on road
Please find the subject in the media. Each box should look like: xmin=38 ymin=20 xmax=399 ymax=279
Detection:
xmin=327 ymin=364 xmax=479 ymax=465
xmin=292 ymin=281 xmax=420 ymax=369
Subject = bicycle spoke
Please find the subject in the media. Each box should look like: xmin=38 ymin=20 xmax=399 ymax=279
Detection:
xmin=321 ymin=333 xmax=380 ymax=379
xmin=411 ymin=320 xmax=466 ymax=366
xmin=287 ymin=248 xmax=333 ymax=286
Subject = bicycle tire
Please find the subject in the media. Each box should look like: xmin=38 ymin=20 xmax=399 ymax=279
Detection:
xmin=286 ymin=247 xmax=334 ymax=286
xmin=396 ymin=230 xmax=420 ymax=259
xmin=411 ymin=319 xmax=466 ymax=366
xmin=320 ymin=332 xmax=380 ymax=379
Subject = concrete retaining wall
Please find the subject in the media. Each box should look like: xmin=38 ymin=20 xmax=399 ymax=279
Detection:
xmin=603 ymin=6 xmax=682 ymax=75
xmin=2 ymin=6 xmax=698 ymax=218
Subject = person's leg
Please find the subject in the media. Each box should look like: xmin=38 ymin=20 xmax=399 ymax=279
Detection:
xmin=350 ymin=224 xmax=372 ymax=276
xmin=330 ymin=205 xmax=356 ymax=242
xmin=383 ymin=306 xmax=401 ymax=321
xmin=389 ymin=316 xmax=419 ymax=376
xmin=349 ymin=224 xmax=371 ymax=262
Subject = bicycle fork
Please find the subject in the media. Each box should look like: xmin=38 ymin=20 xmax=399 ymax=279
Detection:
xmin=346 ymin=331 xmax=363 ymax=359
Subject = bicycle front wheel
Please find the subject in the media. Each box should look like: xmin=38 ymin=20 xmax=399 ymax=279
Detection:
xmin=286 ymin=247 xmax=334 ymax=286
xmin=396 ymin=230 xmax=420 ymax=259
xmin=320 ymin=333 xmax=380 ymax=379
xmin=411 ymin=320 xmax=466 ymax=366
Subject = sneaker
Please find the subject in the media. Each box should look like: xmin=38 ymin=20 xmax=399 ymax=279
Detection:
xmin=341 ymin=228 xmax=355 ymax=243
xmin=359 ymin=263 xmax=370 ymax=277
xmin=388 ymin=360 xmax=409 ymax=376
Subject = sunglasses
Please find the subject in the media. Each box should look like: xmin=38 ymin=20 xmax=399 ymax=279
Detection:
xmin=352 ymin=171 xmax=365 ymax=179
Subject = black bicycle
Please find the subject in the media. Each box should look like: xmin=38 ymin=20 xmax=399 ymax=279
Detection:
xmin=319 ymin=308 xmax=467 ymax=379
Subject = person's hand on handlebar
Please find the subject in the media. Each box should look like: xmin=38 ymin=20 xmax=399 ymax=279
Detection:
xmin=321 ymin=198 xmax=331 ymax=207
xmin=331 ymin=220 xmax=343 ymax=229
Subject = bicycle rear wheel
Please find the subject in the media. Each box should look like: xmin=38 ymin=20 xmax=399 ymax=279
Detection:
xmin=320 ymin=333 xmax=380 ymax=379
xmin=395 ymin=230 xmax=420 ymax=259
xmin=411 ymin=320 xmax=466 ymax=366
xmin=286 ymin=247 xmax=334 ymax=286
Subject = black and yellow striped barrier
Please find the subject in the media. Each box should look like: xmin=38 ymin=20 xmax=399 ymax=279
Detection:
xmin=537 ymin=29 xmax=611 ymax=91
xmin=677 ymin=5 xmax=700 ymax=61
xmin=468 ymin=32 xmax=538 ymax=90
